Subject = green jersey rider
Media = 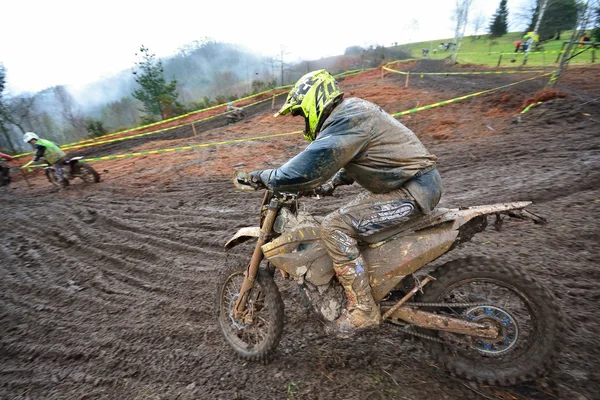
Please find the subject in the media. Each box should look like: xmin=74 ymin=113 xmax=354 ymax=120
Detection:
xmin=22 ymin=132 xmax=69 ymax=187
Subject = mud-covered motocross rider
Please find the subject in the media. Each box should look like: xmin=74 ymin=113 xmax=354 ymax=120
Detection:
xmin=248 ymin=70 xmax=443 ymax=336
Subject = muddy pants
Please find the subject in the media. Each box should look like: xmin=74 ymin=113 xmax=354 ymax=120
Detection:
xmin=53 ymin=156 xmax=70 ymax=182
xmin=321 ymin=187 xmax=422 ymax=264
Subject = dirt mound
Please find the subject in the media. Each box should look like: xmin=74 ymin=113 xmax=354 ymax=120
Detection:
xmin=522 ymin=89 xmax=568 ymax=108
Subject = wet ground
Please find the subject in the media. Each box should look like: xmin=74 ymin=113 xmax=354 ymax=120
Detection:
xmin=1 ymin=61 xmax=599 ymax=399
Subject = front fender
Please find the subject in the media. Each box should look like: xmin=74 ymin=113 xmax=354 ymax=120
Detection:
xmin=225 ymin=226 xmax=261 ymax=249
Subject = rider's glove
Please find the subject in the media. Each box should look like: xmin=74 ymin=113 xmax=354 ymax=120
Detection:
xmin=248 ymin=170 xmax=266 ymax=190
xmin=314 ymin=182 xmax=335 ymax=196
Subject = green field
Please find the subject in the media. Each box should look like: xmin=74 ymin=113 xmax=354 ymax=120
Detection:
xmin=397 ymin=31 xmax=597 ymax=68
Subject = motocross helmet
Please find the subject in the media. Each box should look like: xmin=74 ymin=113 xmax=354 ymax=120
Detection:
xmin=23 ymin=132 xmax=40 ymax=144
xmin=274 ymin=69 xmax=343 ymax=142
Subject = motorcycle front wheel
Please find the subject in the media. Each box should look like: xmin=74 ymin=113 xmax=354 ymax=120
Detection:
xmin=45 ymin=168 xmax=68 ymax=188
xmin=418 ymin=257 xmax=563 ymax=385
xmin=75 ymin=162 xmax=100 ymax=183
xmin=216 ymin=263 xmax=284 ymax=363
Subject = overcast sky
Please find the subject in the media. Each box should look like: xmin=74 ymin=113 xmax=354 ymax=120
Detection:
xmin=1 ymin=0 xmax=530 ymax=95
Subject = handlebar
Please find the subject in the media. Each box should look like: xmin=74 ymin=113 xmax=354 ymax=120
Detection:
xmin=232 ymin=170 xmax=335 ymax=198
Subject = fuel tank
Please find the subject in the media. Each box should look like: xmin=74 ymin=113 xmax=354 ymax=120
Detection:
xmin=261 ymin=210 xmax=458 ymax=301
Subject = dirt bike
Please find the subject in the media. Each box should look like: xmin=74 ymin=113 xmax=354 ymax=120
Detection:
xmin=217 ymin=171 xmax=562 ymax=385
xmin=44 ymin=156 xmax=100 ymax=188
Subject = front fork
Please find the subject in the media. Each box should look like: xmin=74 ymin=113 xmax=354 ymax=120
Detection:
xmin=233 ymin=197 xmax=279 ymax=318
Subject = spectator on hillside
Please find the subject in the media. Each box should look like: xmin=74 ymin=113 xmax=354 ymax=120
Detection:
xmin=514 ymin=41 xmax=522 ymax=53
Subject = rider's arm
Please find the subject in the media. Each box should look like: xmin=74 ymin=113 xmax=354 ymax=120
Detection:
xmin=33 ymin=144 xmax=46 ymax=162
xmin=258 ymin=117 xmax=367 ymax=192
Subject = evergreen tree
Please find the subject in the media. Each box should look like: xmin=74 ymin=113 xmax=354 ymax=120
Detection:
xmin=488 ymin=0 xmax=509 ymax=37
xmin=132 ymin=46 xmax=180 ymax=121
xmin=526 ymin=0 xmax=578 ymax=40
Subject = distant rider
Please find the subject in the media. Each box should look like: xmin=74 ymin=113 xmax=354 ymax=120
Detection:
xmin=22 ymin=132 xmax=69 ymax=187
xmin=226 ymin=102 xmax=246 ymax=123
xmin=248 ymin=70 xmax=442 ymax=336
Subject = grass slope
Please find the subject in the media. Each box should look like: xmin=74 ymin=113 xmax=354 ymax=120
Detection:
xmin=396 ymin=31 xmax=596 ymax=67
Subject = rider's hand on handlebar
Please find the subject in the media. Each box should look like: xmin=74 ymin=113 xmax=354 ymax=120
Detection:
xmin=298 ymin=183 xmax=335 ymax=198
xmin=314 ymin=183 xmax=335 ymax=197
xmin=248 ymin=170 xmax=266 ymax=190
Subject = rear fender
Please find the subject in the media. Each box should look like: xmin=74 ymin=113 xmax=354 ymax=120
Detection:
xmin=225 ymin=227 xmax=261 ymax=249
xmin=67 ymin=156 xmax=84 ymax=166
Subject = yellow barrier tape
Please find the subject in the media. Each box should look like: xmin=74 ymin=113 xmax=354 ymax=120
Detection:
xmin=520 ymin=101 xmax=543 ymax=114
xmin=19 ymin=70 xmax=549 ymax=168
xmin=382 ymin=59 xmax=546 ymax=76
xmin=10 ymin=69 xmax=370 ymax=160
xmin=82 ymin=131 xmax=302 ymax=163
xmin=59 ymin=94 xmax=281 ymax=152
xmin=392 ymin=73 xmax=552 ymax=117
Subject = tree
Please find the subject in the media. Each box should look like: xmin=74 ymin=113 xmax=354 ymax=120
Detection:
xmin=0 ymin=64 xmax=36 ymax=153
xmin=53 ymin=85 xmax=86 ymax=141
xmin=100 ymin=97 xmax=140 ymax=130
xmin=132 ymin=45 xmax=180 ymax=121
xmin=452 ymin=0 xmax=474 ymax=62
xmin=471 ymin=12 xmax=487 ymax=39
xmin=590 ymin=2 xmax=600 ymax=41
xmin=489 ymin=0 xmax=509 ymax=37
xmin=526 ymin=0 xmax=578 ymax=40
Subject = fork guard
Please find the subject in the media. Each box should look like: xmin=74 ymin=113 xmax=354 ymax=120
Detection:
xmin=225 ymin=227 xmax=261 ymax=249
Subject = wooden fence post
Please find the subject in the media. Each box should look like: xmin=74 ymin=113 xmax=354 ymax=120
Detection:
xmin=405 ymin=72 xmax=410 ymax=89
xmin=191 ymin=121 xmax=197 ymax=136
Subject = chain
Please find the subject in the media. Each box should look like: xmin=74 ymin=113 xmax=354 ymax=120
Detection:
xmin=385 ymin=319 xmax=446 ymax=343
xmin=381 ymin=301 xmax=487 ymax=308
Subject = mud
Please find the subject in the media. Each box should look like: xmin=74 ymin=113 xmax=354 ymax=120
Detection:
xmin=1 ymin=61 xmax=599 ymax=399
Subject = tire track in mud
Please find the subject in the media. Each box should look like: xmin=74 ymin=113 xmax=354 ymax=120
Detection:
xmin=0 ymin=183 xmax=235 ymax=399
xmin=2 ymin=69 xmax=600 ymax=399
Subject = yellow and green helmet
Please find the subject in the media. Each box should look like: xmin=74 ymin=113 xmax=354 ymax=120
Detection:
xmin=274 ymin=69 xmax=343 ymax=141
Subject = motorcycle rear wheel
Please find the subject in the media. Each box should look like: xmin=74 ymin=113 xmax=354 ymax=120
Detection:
xmin=216 ymin=263 xmax=284 ymax=363
xmin=418 ymin=256 xmax=563 ymax=385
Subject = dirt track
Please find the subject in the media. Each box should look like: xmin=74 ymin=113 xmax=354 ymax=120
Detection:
xmin=1 ymin=61 xmax=599 ymax=400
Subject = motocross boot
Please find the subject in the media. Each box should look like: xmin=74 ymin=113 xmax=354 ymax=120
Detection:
xmin=330 ymin=256 xmax=381 ymax=337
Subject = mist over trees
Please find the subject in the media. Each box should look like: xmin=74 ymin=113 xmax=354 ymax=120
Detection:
xmin=0 ymin=40 xmax=281 ymax=153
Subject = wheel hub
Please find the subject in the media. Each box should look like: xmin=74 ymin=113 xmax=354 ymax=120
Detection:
xmin=466 ymin=305 xmax=518 ymax=354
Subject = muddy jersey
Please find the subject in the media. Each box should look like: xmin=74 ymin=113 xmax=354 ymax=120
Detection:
xmin=259 ymin=98 xmax=441 ymax=212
